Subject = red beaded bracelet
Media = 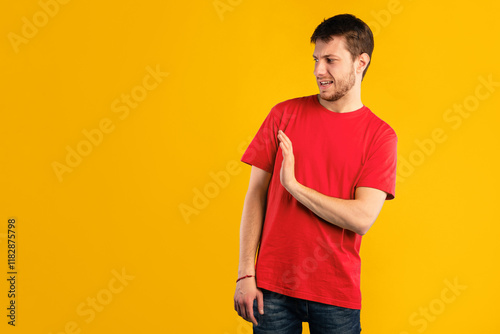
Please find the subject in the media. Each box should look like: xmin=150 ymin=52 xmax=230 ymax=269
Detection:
xmin=236 ymin=275 xmax=254 ymax=283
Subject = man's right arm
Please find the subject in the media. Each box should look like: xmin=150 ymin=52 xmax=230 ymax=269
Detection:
xmin=234 ymin=165 xmax=271 ymax=326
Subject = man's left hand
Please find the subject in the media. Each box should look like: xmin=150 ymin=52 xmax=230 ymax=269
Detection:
xmin=278 ymin=130 xmax=298 ymax=192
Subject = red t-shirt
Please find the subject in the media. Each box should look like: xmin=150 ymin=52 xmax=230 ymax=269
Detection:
xmin=241 ymin=94 xmax=397 ymax=309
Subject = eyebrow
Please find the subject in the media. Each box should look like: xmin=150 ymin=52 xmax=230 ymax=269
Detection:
xmin=312 ymin=54 xmax=341 ymax=59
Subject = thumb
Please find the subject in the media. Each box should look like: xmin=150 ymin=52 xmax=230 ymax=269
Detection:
xmin=256 ymin=289 xmax=264 ymax=315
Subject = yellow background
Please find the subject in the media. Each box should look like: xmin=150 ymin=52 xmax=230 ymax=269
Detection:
xmin=1 ymin=0 xmax=499 ymax=333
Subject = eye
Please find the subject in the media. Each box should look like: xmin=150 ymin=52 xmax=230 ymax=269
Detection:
xmin=327 ymin=58 xmax=336 ymax=63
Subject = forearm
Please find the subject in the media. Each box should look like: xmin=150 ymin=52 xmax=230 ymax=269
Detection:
xmin=287 ymin=182 xmax=375 ymax=235
xmin=238 ymin=190 xmax=267 ymax=276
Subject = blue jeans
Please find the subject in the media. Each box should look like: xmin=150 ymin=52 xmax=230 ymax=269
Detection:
xmin=253 ymin=289 xmax=361 ymax=334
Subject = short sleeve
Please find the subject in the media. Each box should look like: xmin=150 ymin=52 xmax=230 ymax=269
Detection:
xmin=241 ymin=106 xmax=280 ymax=174
xmin=356 ymin=129 xmax=398 ymax=200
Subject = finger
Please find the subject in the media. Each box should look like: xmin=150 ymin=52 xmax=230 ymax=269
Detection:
xmin=277 ymin=132 xmax=285 ymax=145
xmin=279 ymin=134 xmax=292 ymax=151
xmin=283 ymin=141 xmax=292 ymax=156
xmin=280 ymin=141 xmax=287 ymax=151
xmin=246 ymin=300 xmax=258 ymax=326
xmin=279 ymin=135 xmax=289 ymax=149
xmin=236 ymin=298 xmax=248 ymax=321
xmin=237 ymin=301 xmax=243 ymax=317
xmin=238 ymin=302 xmax=249 ymax=322
xmin=237 ymin=302 xmax=247 ymax=323
xmin=280 ymin=142 xmax=289 ymax=157
xmin=278 ymin=130 xmax=290 ymax=143
xmin=282 ymin=140 xmax=292 ymax=156
xmin=283 ymin=134 xmax=292 ymax=148
xmin=257 ymin=290 xmax=264 ymax=315
xmin=235 ymin=300 xmax=242 ymax=317
xmin=278 ymin=130 xmax=287 ymax=142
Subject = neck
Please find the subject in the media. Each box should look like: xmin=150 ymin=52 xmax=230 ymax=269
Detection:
xmin=317 ymin=84 xmax=363 ymax=113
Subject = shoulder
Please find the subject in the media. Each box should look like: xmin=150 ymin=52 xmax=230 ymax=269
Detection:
xmin=269 ymin=95 xmax=316 ymax=120
xmin=363 ymin=107 xmax=398 ymax=142
xmin=272 ymin=94 xmax=316 ymax=111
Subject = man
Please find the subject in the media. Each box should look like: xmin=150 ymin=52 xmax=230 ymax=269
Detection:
xmin=234 ymin=13 xmax=397 ymax=333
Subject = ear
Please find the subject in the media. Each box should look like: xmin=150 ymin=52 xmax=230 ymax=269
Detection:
xmin=356 ymin=53 xmax=370 ymax=75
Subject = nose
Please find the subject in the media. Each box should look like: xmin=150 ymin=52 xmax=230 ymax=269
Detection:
xmin=314 ymin=60 xmax=327 ymax=77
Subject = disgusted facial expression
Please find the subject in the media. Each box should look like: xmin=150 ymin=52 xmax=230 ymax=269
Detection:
xmin=313 ymin=36 xmax=357 ymax=102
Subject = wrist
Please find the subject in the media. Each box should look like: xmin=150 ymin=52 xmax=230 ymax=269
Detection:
xmin=236 ymin=274 xmax=255 ymax=283
xmin=238 ymin=266 xmax=255 ymax=277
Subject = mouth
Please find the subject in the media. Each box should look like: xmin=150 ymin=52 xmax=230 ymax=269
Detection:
xmin=319 ymin=80 xmax=334 ymax=89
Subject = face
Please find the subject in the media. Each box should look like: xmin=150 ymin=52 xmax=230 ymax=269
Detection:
xmin=313 ymin=37 xmax=357 ymax=102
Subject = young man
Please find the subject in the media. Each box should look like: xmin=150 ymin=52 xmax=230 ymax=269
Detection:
xmin=234 ymin=14 xmax=397 ymax=333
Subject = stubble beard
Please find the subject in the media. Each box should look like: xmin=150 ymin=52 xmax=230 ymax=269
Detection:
xmin=319 ymin=67 xmax=356 ymax=102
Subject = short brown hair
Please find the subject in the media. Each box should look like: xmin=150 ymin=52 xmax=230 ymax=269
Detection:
xmin=310 ymin=14 xmax=374 ymax=80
